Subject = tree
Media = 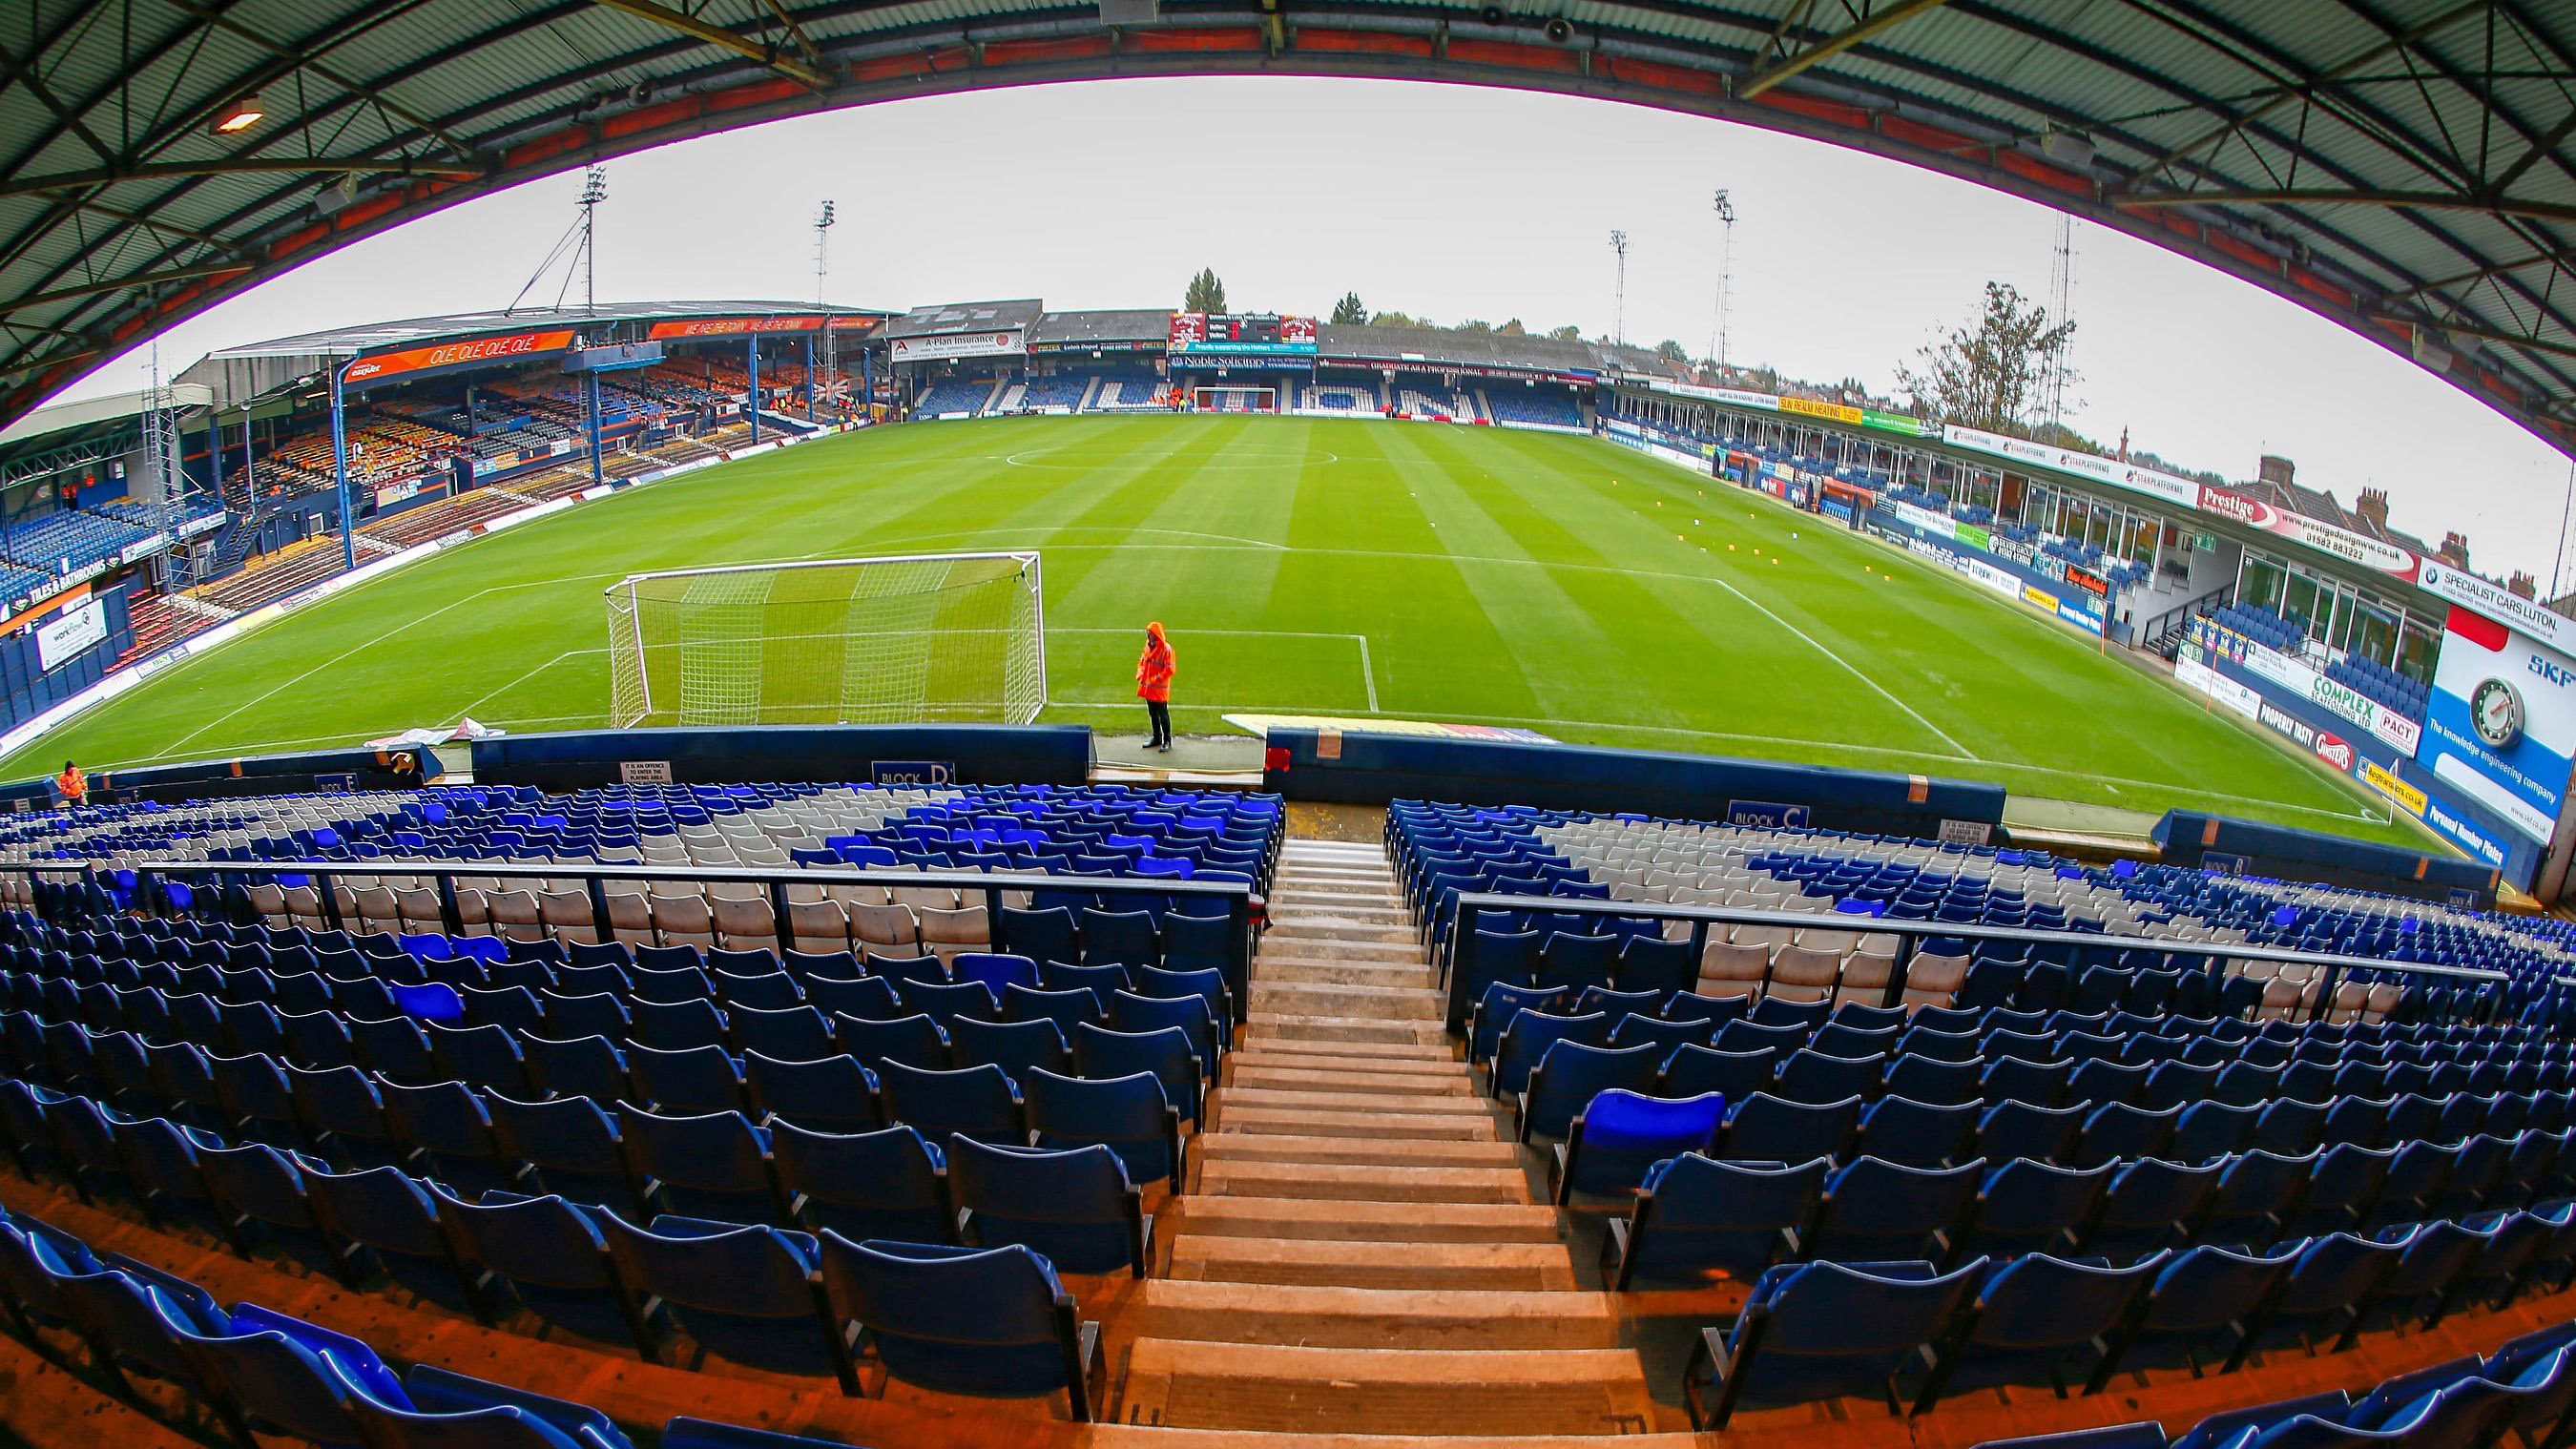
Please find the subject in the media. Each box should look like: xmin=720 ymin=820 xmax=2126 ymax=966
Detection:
xmin=1370 ymin=309 xmax=1424 ymax=328
xmin=1497 ymin=319 xmax=1527 ymax=336
xmin=1546 ymin=324 xmax=1583 ymax=342
xmin=1183 ymin=268 xmax=1228 ymax=314
xmin=1458 ymin=319 xmax=1494 ymax=334
xmin=1895 ymin=280 xmax=2076 ymax=436
xmin=1329 ymin=291 xmax=1367 ymax=325
xmin=1654 ymin=339 xmax=1690 ymax=363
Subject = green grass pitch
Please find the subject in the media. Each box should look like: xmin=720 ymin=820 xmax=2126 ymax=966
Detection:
xmin=6 ymin=415 xmax=2422 ymax=846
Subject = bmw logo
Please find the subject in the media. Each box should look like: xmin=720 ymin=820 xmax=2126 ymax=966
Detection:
xmin=2471 ymin=676 xmax=2525 ymax=748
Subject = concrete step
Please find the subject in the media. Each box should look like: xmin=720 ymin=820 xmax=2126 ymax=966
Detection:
xmin=1255 ymin=936 xmax=1427 ymax=964
xmin=1196 ymin=1133 xmax=1520 ymax=1169
xmin=1196 ymin=1158 xmax=1529 ymax=1205
xmin=1251 ymin=982 xmax=1444 ymax=1022
xmin=1218 ymin=1087 xmax=1496 ymax=1120
xmin=1233 ymin=1034 xmax=1455 ymax=1064
xmin=1124 ymin=1279 xmax=1624 ymax=1350
xmin=1165 ymin=1234 xmax=1577 ymax=1291
xmin=1226 ymin=1065 xmax=1475 ymax=1097
xmin=1262 ymin=921 xmax=1419 ymax=944
xmin=1227 ymin=1047 xmax=1460 ymax=1076
xmin=1159 ymin=1194 xmax=1561 ymax=1244
xmin=1216 ymin=1105 xmax=1498 ymax=1141
xmin=1246 ymin=1012 xmax=1448 ymax=1046
xmin=1268 ymin=897 xmax=1409 ymax=920
xmin=1120 ymin=1338 xmax=1657 ymax=1436
xmin=1257 ymin=957 xmax=1443 ymax=993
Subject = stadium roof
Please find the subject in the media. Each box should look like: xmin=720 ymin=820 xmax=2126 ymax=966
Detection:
xmin=886 ymin=300 xmax=1047 ymax=339
xmin=3 ymin=1 xmax=2572 ymax=460
xmin=202 ymin=301 xmax=886 ymax=362
xmin=1030 ymin=309 xmax=1176 ymax=346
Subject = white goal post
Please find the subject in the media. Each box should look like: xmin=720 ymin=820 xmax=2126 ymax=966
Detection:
xmin=1191 ymin=385 xmax=1278 ymax=412
xmin=604 ymin=551 xmax=1046 ymax=728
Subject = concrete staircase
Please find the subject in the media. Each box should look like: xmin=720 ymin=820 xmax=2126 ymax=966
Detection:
xmin=1118 ymin=835 xmax=1676 ymax=1439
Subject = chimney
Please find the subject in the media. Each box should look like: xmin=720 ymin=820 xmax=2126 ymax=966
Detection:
xmin=2258 ymin=454 xmax=2296 ymax=487
xmin=2510 ymin=570 xmax=2539 ymax=600
xmin=2355 ymin=486 xmax=2390 ymax=530
xmin=2440 ymin=531 xmax=2472 ymax=569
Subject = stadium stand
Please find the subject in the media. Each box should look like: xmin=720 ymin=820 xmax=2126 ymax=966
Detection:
xmin=914 ymin=379 xmax=998 ymax=417
xmin=1084 ymin=374 xmax=1166 ymax=410
xmin=1299 ymin=382 xmax=1380 ymax=411
xmin=1485 ymin=387 xmax=1586 ymax=428
xmin=1 ymin=779 xmax=2574 ymax=1442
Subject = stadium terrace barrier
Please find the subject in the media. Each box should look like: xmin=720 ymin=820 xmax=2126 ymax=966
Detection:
xmin=85 ymin=853 xmax=1257 ymax=1021
xmin=2153 ymin=809 xmax=2504 ymax=910
xmin=469 ymin=724 xmax=1093 ymax=791
xmin=1262 ymin=727 xmax=2007 ymax=840
xmin=0 ymin=744 xmax=418 ymax=810
xmin=1438 ymin=890 xmax=2509 ymax=1037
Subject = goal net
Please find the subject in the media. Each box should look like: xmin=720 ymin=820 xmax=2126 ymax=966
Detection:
xmin=1192 ymin=386 xmax=1278 ymax=413
xmin=604 ymin=551 xmax=1045 ymax=728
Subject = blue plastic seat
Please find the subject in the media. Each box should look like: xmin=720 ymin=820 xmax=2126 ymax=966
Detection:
xmin=201 ymin=1141 xmax=353 ymax=1284
xmin=1958 ymin=1159 xmax=2113 ymax=1261
xmin=818 ymin=1235 xmax=1103 ymax=1419
xmin=1913 ymin=1252 xmax=2164 ymax=1412
xmin=488 ymin=1093 xmax=643 ymax=1215
xmin=833 ymin=1013 xmax=951 ymax=1074
xmin=771 ymin=1120 xmax=953 ymax=1243
xmin=1810 ymin=1155 xmax=1984 ymax=1261
xmin=742 ymin=1051 xmax=883 ymax=1135
xmin=1024 ymin=1067 xmax=1182 ymax=1188
xmin=2239 ymin=1232 xmax=2405 ymax=1366
xmin=629 ymin=998 xmax=729 ymax=1052
xmin=305 ymin=1165 xmax=483 ymax=1314
xmin=1000 ymin=983 xmax=1104 ymax=1036
xmin=948 ymin=1016 xmax=1071 ymax=1078
xmin=601 ymin=1213 xmax=854 ymax=1389
xmin=627 ymin=1044 xmax=748 ymax=1116
xmin=1070 ymin=1022 xmax=1201 ymax=1127
xmin=1857 ymin=1095 xmax=1981 ymax=1169
xmin=340 ymin=1363 xmax=637 ymax=1449
xmin=2087 ymin=1157 xmax=2220 ymax=1260
xmin=1661 ymin=1045 xmax=1780 ymax=1104
xmin=1724 ymin=1092 xmax=1859 ymax=1165
xmin=949 ymin=1137 xmax=1148 ymax=1276
xmin=442 ymin=1192 xmax=661 ymax=1357
xmin=523 ymin=1034 xmax=634 ymax=1107
xmin=624 ymin=1107 xmax=787 ymax=1224
xmin=1682 ymin=1257 xmax=1985 ymax=1428
xmin=1610 ymin=1152 xmax=1830 ymax=1289
xmin=1518 ymin=1040 xmax=1660 ymax=1143
xmin=1554 ymin=1089 xmax=1726 ymax=1202
xmin=728 ymin=1004 xmax=835 ymax=1061
xmin=1107 ymin=990 xmax=1221 ymax=1078
xmin=878 ymin=1059 xmax=1025 ymax=1146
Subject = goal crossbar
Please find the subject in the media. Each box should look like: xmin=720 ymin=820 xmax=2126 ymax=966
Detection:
xmin=604 ymin=550 xmax=1046 ymax=729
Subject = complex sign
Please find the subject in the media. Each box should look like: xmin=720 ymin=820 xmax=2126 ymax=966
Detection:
xmin=2192 ymin=616 xmax=2422 ymax=754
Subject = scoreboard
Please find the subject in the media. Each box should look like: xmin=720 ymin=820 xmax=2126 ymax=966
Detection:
xmin=1168 ymin=313 xmax=1319 ymax=353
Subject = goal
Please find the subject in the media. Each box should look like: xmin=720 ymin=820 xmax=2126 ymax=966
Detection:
xmin=604 ymin=552 xmax=1046 ymax=728
xmin=1191 ymin=385 xmax=1277 ymax=413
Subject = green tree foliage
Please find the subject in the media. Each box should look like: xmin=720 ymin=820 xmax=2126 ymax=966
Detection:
xmin=1329 ymin=292 xmax=1368 ymax=325
xmin=1546 ymin=324 xmax=1583 ymax=342
xmin=1895 ymin=280 xmax=2076 ymax=436
xmin=1183 ymin=268 xmax=1228 ymax=314
xmin=1370 ymin=309 xmax=1424 ymax=328
xmin=1654 ymin=339 xmax=1690 ymax=362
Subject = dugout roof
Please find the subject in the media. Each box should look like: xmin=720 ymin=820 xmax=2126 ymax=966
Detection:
xmin=886 ymin=300 xmax=1047 ymax=340
xmin=3 ymin=1 xmax=2573 ymax=463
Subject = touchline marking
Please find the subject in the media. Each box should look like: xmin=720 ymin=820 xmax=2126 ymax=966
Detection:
xmin=1697 ymin=572 xmax=1978 ymax=761
xmin=457 ymin=650 xmax=578 ymax=718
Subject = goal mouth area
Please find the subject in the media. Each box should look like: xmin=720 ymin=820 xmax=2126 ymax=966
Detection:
xmin=1190 ymin=386 xmax=1278 ymax=413
xmin=603 ymin=550 xmax=1046 ymax=729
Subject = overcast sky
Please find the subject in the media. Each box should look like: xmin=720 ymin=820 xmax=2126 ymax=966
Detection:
xmin=57 ymin=74 xmax=2576 ymax=585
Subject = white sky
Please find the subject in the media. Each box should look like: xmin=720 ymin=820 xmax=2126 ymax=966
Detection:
xmin=55 ymin=74 xmax=2576 ymax=584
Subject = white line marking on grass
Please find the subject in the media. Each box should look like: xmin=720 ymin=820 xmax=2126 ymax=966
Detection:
xmin=1695 ymin=573 xmax=1978 ymax=759
xmin=457 ymin=651 xmax=579 ymax=718
xmin=153 ymin=587 xmax=505 ymax=757
xmin=1053 ymin=628 xmax=1377 ymax=711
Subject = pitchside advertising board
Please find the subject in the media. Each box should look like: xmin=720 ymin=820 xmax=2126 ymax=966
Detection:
xmin=2420 ymin=606 xmax=2576 ymax=845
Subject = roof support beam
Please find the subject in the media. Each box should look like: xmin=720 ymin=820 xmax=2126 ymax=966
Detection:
xmin=2113 ymin=0 xmax=2486 ymax=194
xmin=2382 ymin=248 xmax=2576 ymax=301
xmin=1740 ymin=0 xmax=1954 ymax=99
xmin=2380 ymin=313 xmax=2576 ymax=364
xmin=754 ymin=0 xmax=831 ymax=75
xmin=586 ymin=0 xmax=833 ymax=88
xmin=0 ymin=262 xmax=255 ymax=315
xmin=2117 ymin=187 xmax=2576 ymax=227
xmin=0 ymin=156 xmax=483 ymax=200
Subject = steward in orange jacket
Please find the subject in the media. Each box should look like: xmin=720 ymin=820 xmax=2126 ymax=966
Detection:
xmin=1136 ymin=622 xmax=1175 ymax=752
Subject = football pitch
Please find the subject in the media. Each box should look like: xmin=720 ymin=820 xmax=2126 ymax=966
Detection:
xmin=4 ymin=415 xmax=2423 ymax=846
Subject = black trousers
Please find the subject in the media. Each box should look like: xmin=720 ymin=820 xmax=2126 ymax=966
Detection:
xmin=1146 ymin=699 xmax=1172 ymax=747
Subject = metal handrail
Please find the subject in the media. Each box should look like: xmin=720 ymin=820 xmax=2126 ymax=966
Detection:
xmin=1438 ymin=890 xmax=2508 ymax=1034
xmin=55 ymin=855 xmax=1259 ymax=1021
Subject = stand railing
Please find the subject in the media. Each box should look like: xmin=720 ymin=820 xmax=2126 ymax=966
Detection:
xmin=2141 ymin=584 xmax=2233 ymax=658
xmin=1438 ymin=890 xmax=2507 ymax=1035
xmin=52 ymin=857 xmax=1259 ymax=1022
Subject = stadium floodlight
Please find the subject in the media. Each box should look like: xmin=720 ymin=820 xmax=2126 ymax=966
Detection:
xmin=604 ymin=552 xmax=1046 ymax=728
xmin=212 ymin=93 xmax=265 ymax=135
xmin=1609 ymin=230 xmax=1630 ymax=346
xmin=1710 ymin=190 xmax=1736 ymax=374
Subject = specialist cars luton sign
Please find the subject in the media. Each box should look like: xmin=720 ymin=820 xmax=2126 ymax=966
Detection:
xmin=342 ymin=329 xmax=578 ymax=384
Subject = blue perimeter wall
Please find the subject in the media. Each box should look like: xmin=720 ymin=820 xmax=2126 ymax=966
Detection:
xmin=469 ymin=725 xmax=1092 ymax=791
xmin=2154 ymin=809 xmax=2501 ymax=909
xmin=1261 ymin=726 xmax=2007 ymax=841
